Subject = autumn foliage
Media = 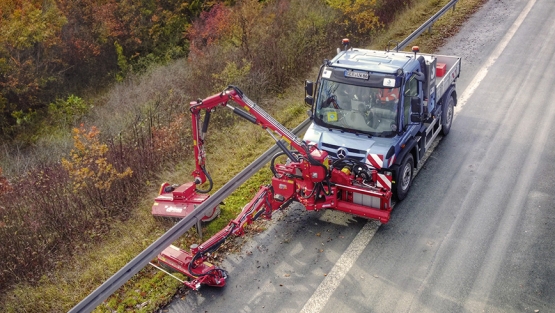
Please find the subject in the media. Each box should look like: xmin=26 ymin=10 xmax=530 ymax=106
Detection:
xmin=0 ymin=0 xmax=195 ymax=138
xmin=0 ymin=123 xmax=153 ymax=291
xmin=0 ymin=0 xmax=410 ymax=306
xmin=62 ymin=125 xmax=132 ymax=192
xmin=0 ymin=0 xmax=403 ymax=139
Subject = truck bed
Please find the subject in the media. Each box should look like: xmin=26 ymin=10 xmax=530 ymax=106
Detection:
xmin=434 ymin=55 xmax=461 ymax=101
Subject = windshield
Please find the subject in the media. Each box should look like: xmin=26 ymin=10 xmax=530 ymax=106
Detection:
xmin=314 ymin=80 xmax=400 ymax=137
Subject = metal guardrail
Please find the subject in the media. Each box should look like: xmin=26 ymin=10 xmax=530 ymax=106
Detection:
xmin=70 ymin=1 xmax=459 ymax=311
xmin=395 ymin=0 xmax=459 ymax=51
xmin=69 ymin=118 xmax=311 ymax=312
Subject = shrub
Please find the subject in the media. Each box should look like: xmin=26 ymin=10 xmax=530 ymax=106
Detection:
xmin=48 ymin=95 xmax=90 ymax=127
xmin=62 ymin=125 xmax=133 ymax=192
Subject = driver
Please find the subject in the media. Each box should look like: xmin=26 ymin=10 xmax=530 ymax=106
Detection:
xmin=378 ymin=88 xmax=399 ymax=105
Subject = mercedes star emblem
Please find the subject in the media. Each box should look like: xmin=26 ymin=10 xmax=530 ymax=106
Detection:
xmin=337 ymin=147 xmax=348 ymax=159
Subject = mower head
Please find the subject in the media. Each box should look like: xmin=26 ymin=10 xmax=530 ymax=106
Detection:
xmin=152 ymin=182 xmax=220 ymax=222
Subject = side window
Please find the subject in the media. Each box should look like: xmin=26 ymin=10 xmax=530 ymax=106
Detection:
xmin=403 ymin=77 xmax=418 ymax=126
xmin=405 ymin=76 xmax=418 ymax=97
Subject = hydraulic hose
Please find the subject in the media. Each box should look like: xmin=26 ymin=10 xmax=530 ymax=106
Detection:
xmin=188 ymin=225 xmax=233 ymax=277
xmin=195 ymin=166 xmax=213 ymax=194
xmin=270 ymin=151 xmax=303 ymax=178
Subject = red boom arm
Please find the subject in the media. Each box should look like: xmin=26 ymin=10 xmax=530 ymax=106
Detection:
xmin=155 ymin=86 xmax=393 ymax=289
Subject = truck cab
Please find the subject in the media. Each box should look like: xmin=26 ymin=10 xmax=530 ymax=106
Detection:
xmin=303 ymin=42 xmax=460 ymax=200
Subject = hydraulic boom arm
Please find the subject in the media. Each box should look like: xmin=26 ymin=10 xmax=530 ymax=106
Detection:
xmin=154 ymin=86 xmax=393 ymax=290
xmin=191 ymin=86 xmax=309 ymax=166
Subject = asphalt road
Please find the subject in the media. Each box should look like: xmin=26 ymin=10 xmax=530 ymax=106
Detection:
xmin=165 ymin=0 xmax=555 ymax=312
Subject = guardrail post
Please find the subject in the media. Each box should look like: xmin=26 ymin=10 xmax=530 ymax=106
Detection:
xmin=196 ymin=220 xmax=203 ymax=239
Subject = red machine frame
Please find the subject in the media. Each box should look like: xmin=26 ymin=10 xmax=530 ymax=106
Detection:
xmin=152 ymin=86 xmax=392 ymax=289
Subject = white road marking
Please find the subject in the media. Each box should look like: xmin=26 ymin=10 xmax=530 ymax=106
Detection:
xmin=300 ymin=0 xmax=537 ymax=311
xmin=300 ymin=221 xmax=380 ymax=313
xmin=454 ymin=0 xmax=537 ymax=119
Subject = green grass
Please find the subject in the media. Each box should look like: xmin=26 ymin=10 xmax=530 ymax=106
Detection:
xmin=0 ymin=0 xmax=487 ymax=311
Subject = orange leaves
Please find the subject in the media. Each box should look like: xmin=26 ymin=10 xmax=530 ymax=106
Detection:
xmin=343 ymin=0 xmax=382 ymax=33
xmin=187 ymin=0 xmax=270 ymax=57
xmin=326 ymin=0 xmax=383 ymax=36
xmin=62 ymin=125 xmax=132 ymax=192
xmin=0 ymin=0 xmax=67 ymax=119
xmin=93 ymin=0 xmax=125 ymax=39
xmin=187 ymin=3 xmax=233 ymax=55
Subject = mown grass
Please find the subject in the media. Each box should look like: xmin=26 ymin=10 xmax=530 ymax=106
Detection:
xmin=1 ymin=0 xmax=487 ymax=312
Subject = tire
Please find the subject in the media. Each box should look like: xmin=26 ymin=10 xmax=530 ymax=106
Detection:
xmin=395 ymin=153 xmax=414 ymax=201
xmin=441 ymin=95 xmax=454 ymax=136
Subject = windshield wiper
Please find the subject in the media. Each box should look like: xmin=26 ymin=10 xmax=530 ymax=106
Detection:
xmin=337 ymin=127 xmax=373 ymax=138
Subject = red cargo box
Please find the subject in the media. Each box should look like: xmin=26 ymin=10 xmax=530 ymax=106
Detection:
xmin=436 ymin=63 xmax=447 ymax=77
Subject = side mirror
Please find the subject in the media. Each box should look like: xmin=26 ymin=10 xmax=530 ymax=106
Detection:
xmin=305 ymin=96 xmax=314 ymax=106
xmin=410 ymin=96 xmax=421 ymax=112
xmin=305 ymin=81 xmax=314 ymax=97
xmin=410 ymin=96 xmax=422 ymax=122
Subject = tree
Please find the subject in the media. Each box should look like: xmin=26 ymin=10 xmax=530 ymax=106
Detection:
xmin=187 ymin=3 xmax=233 ymax=56
xmin=0 ymin=0 xmax=201 ymax=138
xmin=0 ymin=0 xmax=67 ymax=133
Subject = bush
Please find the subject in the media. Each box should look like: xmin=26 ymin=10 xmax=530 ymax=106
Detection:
xmin=48 ymin=95 xmax=90 ymax=127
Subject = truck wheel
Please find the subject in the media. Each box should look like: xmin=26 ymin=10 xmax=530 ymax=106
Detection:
xmin=395 ymin=153 xmax=414 ymax=201
xmin=441 ymin=95 xmax=454 ymax=136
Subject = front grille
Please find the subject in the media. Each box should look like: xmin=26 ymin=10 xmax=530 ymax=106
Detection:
xmin=321 ymin=143 xmax=366 ymax=161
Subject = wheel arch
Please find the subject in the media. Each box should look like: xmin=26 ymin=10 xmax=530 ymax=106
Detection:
xmin=392 ymin=137 xmax=419 ymax=171
xmin=442 ymin=85 xmax=457 ymax=106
